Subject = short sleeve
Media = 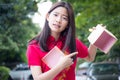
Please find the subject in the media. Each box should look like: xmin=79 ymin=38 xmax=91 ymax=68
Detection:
xmin=26 ymin=45 xmax=41 ymax=66
xmin=76 ymin=38 xmax=88 ymax=58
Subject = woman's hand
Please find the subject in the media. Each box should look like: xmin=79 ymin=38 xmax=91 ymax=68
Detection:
xmin=89 ymin=24 xmax=106 ymax=32
xmin=56 ymin=52 xmax=78 ymax=69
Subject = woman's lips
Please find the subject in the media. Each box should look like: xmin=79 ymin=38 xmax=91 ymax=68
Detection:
xmin=53 ymin=24 xmax=60 ymax=28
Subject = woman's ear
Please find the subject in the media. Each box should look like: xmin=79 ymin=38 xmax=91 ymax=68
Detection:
xmin=46 ymin=13 xmax=49 ymax=21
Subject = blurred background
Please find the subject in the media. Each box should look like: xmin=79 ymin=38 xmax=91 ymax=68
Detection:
xmin=0 ymin=0 xmax=120 ymax=80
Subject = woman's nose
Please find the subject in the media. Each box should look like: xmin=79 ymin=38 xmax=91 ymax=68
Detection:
xmin=56 ymin=16 xmax=62 ymax=23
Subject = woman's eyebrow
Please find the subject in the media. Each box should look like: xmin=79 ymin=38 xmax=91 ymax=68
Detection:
xmin=53 ymin=12 xmax=68 ymax=17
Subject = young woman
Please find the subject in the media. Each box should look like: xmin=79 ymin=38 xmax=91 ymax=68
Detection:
xmin=26 ymin=1 xmax=97 ymax=80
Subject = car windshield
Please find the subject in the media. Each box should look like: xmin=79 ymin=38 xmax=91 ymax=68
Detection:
xmin=89 ymin=64 xmax=119 ymax=75
xmin=15 ymin=67 xmax=30 ymax=71
xmin=13 ymin=63 xmax=30 ymax=71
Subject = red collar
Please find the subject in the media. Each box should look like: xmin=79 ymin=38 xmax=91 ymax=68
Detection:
xmin=47 ymin=35 xmax=65 ymax=50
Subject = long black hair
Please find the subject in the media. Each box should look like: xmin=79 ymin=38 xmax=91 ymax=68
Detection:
xmin=30 ymin=1 xmax=76 ymax=59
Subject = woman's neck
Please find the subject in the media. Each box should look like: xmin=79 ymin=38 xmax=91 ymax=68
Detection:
xmin=51 ymin=32 xmax=60 ymax=41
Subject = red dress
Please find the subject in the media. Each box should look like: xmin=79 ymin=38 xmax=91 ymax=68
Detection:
xmin=26 ymin=35 xmax=88 ymax=80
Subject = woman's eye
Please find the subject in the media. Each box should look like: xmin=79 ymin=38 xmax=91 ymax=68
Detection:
xmin=62 ymin=17 xmax=68 ymax=21
xmin=53 ymin=14 xmax=58 ymax=17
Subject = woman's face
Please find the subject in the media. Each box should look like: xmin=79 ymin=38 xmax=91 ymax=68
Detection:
xmin=47 ymin=7 xmax=68 ymax=35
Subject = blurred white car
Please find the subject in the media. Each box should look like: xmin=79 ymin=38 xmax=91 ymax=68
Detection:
xmin=76 ymin=62 xmax=91 ymax=80
xmin=77 ymin=62 xmax=91 ymax=76
xmin=9 ymin=63 xmax=33 ymax=80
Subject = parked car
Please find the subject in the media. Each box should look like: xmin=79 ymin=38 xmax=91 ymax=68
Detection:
xmin=86 ymin=62 xmax=120 ymax=80
xmin=77 ymin=62 xmax=92 ymax=76
xmin=9 ymin=63 xmax=33 ymax=80
xmin=76 ymin=62 xmax=92 ymax=80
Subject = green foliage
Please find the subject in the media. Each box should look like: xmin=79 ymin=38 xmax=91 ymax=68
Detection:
xmin=0 ymin=0 xmax=39 ymax=64
xmin=0 ymin=66 xmax=10 ymax=80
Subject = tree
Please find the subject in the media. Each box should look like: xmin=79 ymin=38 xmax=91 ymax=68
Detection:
xmin=0 ymin=0 xmax=39 ymax=65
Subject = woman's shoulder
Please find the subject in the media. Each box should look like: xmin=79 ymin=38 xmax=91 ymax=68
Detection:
xmin=27 ymin=40 xmax=40 ymax=49
xmin=75 ymin=37 xmax=82 ymax=43
xmin=27 ymin=40 xmax=45 ymax=56
xmin=75 ymin=37 xmax=88 ymax=48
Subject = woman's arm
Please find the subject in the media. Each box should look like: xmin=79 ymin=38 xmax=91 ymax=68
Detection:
xmin=30 ymin=52 xmax=77 ymax=80
xmin=84 ymin=44 xmax=97 ymax=62
xmin=30 ymin=65 xmax=63 ymax=80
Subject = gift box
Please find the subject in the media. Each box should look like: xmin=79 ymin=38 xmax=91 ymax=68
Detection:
xmin=88 ymin=24 xmax=117 ymax=53
xmin=42 ymin=46 xmax=65 ymax=68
